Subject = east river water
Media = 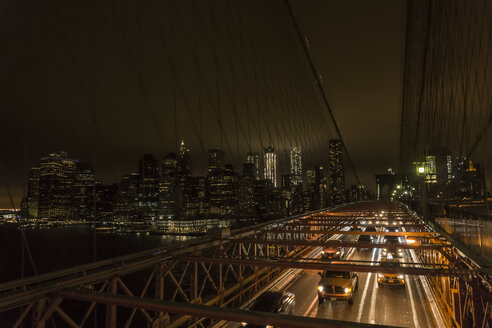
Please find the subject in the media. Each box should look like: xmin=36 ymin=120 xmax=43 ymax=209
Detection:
xmin=0 ymin=224 xmax=185 ymax=283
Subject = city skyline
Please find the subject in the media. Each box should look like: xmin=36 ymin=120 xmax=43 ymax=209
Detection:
xmin=18 ymin=140 xmax=365 ymax=223
xmin=0 ymin=0 xmax=409 ymax=208
xmin=21 ymin=143 xmax=332 ymax=192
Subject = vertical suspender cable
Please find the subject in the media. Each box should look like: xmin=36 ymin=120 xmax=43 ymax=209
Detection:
xmin=283 ymin=0 xmax=360 ymax=186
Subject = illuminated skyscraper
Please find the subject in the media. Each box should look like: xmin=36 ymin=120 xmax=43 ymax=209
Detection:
xmin=178 ymin=140 xmax=191 ymax=176
xmin=72 ymin=162 xmax=96 ymax=220
xmin=289 ymin=146 xmax=302 ymax=187
xmin=38 ymin=152 xmax=78 ymax=220
xmin=139 ymin=154 xmax=159 ymax=223
xmin=329 ymin=139 xmax=345 ymax=205
xmin=246 ymin=152 xmax=260 ymax=180
xmin=208 ymin=149 xmax=225 ymax=175
xmin=264 ymin=145 xmax=277 ymax=187
xmin=159 ymin=152 xmax=179 ymax=220
xmin=113 ymin=172 xmax=139 ymax=222
xmin=25 ymin=166 xmax=40 ymax=218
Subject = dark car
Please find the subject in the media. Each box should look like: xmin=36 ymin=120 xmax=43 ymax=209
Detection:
xmin=365 ymin=226 xmax=377 ymax=241
xmin=386 ymin=226 xmax=400 ymax=232
xmin=321 ymin=240 xmax=345 ymax=260
xmin=382 ymin=236 xmax=403 ymax=257
xmin=358 ymin=234 xmax=374 ymax=249
xmin=241 ymin=291 xmax=296 ymax=327
xmin=384 ymin=236 xmax=400 ymax=244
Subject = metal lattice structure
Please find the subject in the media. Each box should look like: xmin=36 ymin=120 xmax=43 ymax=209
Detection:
xmin=1 ymin=202 xmax=491 ymax=327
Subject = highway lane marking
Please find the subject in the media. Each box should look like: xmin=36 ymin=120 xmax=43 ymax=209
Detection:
xmin=410 ymin=265 xmax=434 ymax=327
xmin=404 ymin=227 xmax=446 ymax=328
xmin=368 ymin=240 xmax=381 ymax=324
xmin=416 ymin=279 xmax=434 ymax=327
xmin=303 ymin=294 xmax=318 ymax=317
xmin=366 ymin=231 xmax=385 ymax=324
xmin=408 ymin=249 xmax=445 ymax=328
xmin=406 ymin=275 xmax=421 ymax=328
xmin=356 ymin=246 xmax=378 ymax=322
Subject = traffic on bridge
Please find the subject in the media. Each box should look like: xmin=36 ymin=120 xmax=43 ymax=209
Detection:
xmin=1 ymin=201 xmax=491 ymax=327
xmin=1 ymin=0 xmax=491 ymax=327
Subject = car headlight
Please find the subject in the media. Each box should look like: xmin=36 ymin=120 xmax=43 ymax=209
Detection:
xmin=344 ymin=288 xmax=352 ymax=293
xmin=398 ymin=275 xmax=404 ymax=279
xmin=241 ymin=322 xmax=247 ymax=327
xmin=378 ymin=274 xmax=383 ymax=278
xmin=395 ymin=229 xmax=399 ymax=232
xmin=318 ymin=285 xmax=324 ymax=292
xmin=336 ymin=251 xmax=340 ymax=255
xmin=266 ymin=325 xmax=274 ymax=328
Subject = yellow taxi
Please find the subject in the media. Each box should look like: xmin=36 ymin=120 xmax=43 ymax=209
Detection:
xmin=377 ymin=256 xmax=405 ymax=286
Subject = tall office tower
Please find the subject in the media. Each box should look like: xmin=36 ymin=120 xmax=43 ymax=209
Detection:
xmin=95 ymin=182 xmax=116 ymax=221
xmin=25 ymin=166 xmax=40 ymax=218
xmin=139 ymin=154 xmax=159 ymax=223
xmin=253 ymin=179 xmax=274 ymax=218
xmin=72 ymin=162 xmax=96 ymax=220
xmin=178 ymin=140 xmax=191 ymax=176
xmin=263 ymin=145 xmax=277 ymax=187
xmin=183 ymin=176 xmax=208 ymax=218
xmin=289 ymin=146 xmax=302 ymax=187
xmin=281 ymin=174 xmax=291 ymax=189
xmin=455 ymin=159 xmax=486 ymax=200
xmin=238 ymin=175 xmax=255 ymax=217
xmin=113 ymin=172 xmax=140 ymax=223
xmin=38 ymin=152 xmax=78 ymax=220
xmin=208 ymin=149 xmax=225 ymax=175
xmin=306 ymin=169 xmax=316 ymax=187
xmin=242 ymin=162 xmax=255 ymax=179
xmin=306 ymin=169 xmax=316 ymax=211
xmin=246 ymin=152 xmax=260 ymax=180
xmin=223 ymin=165 xmax=239 ymax=216
xmin=329 ymin=139 xmax=345 ymax=205
xmin=315 ymin=165 xmax=327 ymax=208
xmin=159 ymin=152 xmax=179 ymax=220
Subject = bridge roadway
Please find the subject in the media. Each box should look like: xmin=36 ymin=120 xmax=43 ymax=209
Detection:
xmin=225 ymin=202 xmax=445 ymax=328
xmin=4 ymin=201 xmax=480 ymax=328
xmin=286 ymin=239 xmax=438 ymax=327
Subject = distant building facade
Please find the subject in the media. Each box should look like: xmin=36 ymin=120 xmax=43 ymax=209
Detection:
xmin=37 ymin=152 xmax=78 ymax=220
xmin=264 ymin=145 xmax=277 ymax=188
xmin=246 ymin=152 xmax=260 ymax=180
xmin=289 ymin=146 xmax=302 ymax=187
xmin=329 ymin=140 xmax=345 ymax=205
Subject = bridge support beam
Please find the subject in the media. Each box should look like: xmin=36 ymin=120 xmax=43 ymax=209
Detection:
xmin=105 ymin=278 xmax=117 ymax=328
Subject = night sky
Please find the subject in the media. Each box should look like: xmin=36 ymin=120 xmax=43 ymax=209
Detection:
xmin=0 ymin=0 xmax=405 ymax=208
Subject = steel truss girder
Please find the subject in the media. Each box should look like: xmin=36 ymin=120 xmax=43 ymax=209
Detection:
xmin=286 ymin=222 xmax=426 ymax=228
xmin=179 ymin=256 xmax=474 ymax=276
xmin=59 ymin=290 xmax=400 ymax=328
xmin=232 ymin=238 xmax=444 ymax=250
xmin=313 ymin=213 xmax=412 ymax=217
xmin=300 ymin=217 xmax=418 ymax=222
xmin=264 ymin=229 xmax=437 ymax=237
